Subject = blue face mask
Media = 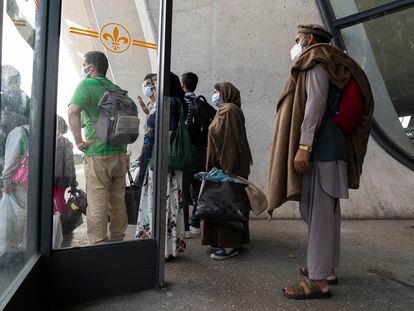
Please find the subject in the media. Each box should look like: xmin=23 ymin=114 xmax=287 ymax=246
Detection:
xmin=143 ymin=85 xmax=154 ymax=98
xmin=211 ymin=93 xmax=223 ymax=107
xmin=81 ymin=64 xmax=92 ymax=79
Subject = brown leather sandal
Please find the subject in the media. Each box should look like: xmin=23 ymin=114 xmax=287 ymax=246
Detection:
xmin=283 ymin=278 xmax=332 ymax=300
xmin=300 ymin=267 xmax=339 ymax=285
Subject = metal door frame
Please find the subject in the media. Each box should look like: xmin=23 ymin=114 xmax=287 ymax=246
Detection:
xmin=3 ymin=0 xmax=173 ymax=308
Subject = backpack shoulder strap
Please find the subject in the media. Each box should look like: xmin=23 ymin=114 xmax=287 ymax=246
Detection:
xmin=94 ymin=78 xmax=126 ymax=95
xmin=196 ymin=95 xmax=208 ymax=103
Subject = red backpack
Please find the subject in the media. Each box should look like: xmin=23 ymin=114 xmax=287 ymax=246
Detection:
xmin=331 ymin=78 xmax=364 ymax=135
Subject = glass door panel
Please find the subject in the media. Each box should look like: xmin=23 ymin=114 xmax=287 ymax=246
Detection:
xmin=54 ymin=0 xmax=159 ymax=249
xmin=0 ymin=0 xmax=40 ymax=304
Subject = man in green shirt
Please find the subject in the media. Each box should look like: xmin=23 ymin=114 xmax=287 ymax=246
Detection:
xmin=68 ymin=51 xmax=128 ymax=244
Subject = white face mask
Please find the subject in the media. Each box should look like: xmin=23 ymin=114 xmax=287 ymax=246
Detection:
xmin=290 ymin=35 xmax=310 ymax=61
xmin=81 ymin=64 xmax=92 ymax=79
xmin=290 ymin=43 xmax=303 ymax=61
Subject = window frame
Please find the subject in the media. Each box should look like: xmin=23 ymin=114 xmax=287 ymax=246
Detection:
xmin=316 ymin=0 xmax=414 ymax=170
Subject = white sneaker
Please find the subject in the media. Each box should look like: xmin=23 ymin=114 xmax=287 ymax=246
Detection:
xmin=189 ymin=226 xmax=201 ymax=235
xmin=184 ymin=231 xmax=191 ymax=239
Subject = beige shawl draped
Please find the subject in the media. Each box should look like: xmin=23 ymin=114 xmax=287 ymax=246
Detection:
xmin=267 ymin=44 xmax=374 ymax=215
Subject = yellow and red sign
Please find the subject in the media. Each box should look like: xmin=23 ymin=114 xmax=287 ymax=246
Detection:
xmin=70 ymin=23 xmax=156 ymax=53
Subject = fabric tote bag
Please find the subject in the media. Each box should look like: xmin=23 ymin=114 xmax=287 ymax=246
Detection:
xmin=149 ymin=101 xmax=192 ymax=172
xmin=125 ymin=170 xmax=141 ymax=225
xmin=168 ymin=101 xmax=192 ymax=171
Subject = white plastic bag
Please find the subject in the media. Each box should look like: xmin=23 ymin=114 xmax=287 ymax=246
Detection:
xmin=52 ymin=213 xmax=63 ymax=249
xmin=0 ymin=193 xmax=27 ymax=257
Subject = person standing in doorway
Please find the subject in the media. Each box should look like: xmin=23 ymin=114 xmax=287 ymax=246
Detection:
xmin=137 ymin=73 xmax=157 ymax=118
xmin=267 ymin=24 xmax=374 ymax=299
xmin=181 ymin=72 xmax=216 ymax=236
xmin=54 ymin=115 xmax=77 ymax=215
xmin=68 ymin=51 xmax=129 ymax=244
xmin=135 ymin=73 xmax=157 ymax=186
xmin=136 ymin=72 xmax=187 ymax=261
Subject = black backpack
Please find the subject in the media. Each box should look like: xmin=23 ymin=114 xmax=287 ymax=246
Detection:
xmin=185 ymin=95 xmax=216 ymax=149
xmin=95 ymin=79 xmax=140 ymax=146
xmin=61 ymin=187 xmax=86 ymax=235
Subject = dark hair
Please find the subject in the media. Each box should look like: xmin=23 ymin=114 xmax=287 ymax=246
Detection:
xmin=168 ymin=72 xmax=185 ymax=98
xmin=181 ymin=72 xmax=198 ymax=92
xmin=144 ymin=73 xmax=157 ymax=83
xmin=84 ymin=51 xmax=109 ymax=76
xmin=312 ymin=33 xmax=331 ymax=44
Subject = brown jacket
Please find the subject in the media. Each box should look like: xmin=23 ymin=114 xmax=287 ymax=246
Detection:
xmin=267 ymin=44 xmax=374 ymax=215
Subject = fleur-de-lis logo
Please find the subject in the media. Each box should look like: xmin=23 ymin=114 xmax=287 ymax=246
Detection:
xmin=100 ymin=23 xmax=131 ymax=53
xmin=102 ymin=27 xmax=128 ymax=50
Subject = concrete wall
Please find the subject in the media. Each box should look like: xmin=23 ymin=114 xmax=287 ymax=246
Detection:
xmin=145 ymin=0 xmax=414 ymax=218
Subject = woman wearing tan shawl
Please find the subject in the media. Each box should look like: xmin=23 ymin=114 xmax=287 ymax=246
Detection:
xmin=202 ymin=82 xmax=253 ymax=260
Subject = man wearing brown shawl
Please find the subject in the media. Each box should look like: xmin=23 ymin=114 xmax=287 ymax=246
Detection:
xmin=202 ymin=82 xmax=253 ymax=260
xmin=267 ymin=24 xmax=374 ymax=299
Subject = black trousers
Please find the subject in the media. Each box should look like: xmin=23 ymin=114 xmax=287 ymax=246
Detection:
xmin=182 ymin=148 xmax=206 ymax=230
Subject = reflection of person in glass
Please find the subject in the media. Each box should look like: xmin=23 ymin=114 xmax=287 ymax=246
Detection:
xmin=1 ymin=123 xmax=29 ymax=199
xmin=54 ymin=116 xmax=76 ymax=215
xmin=0 ymin=65 xmax=30 ymax=191
xmin=0 ymin=123 xmax=30 ymax=257
xmin=68 ymin=51 xmax=129 ymax=244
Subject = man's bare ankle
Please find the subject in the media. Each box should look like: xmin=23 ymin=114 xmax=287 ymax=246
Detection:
xmin=313 ymin=279 xmax=329 ymax=291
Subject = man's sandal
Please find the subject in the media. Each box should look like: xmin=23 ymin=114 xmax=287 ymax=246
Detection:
xmin=300 ymin=267 xmax=339 ymax=285
xmin=282 ymin=278 xmax=332 ymax=300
